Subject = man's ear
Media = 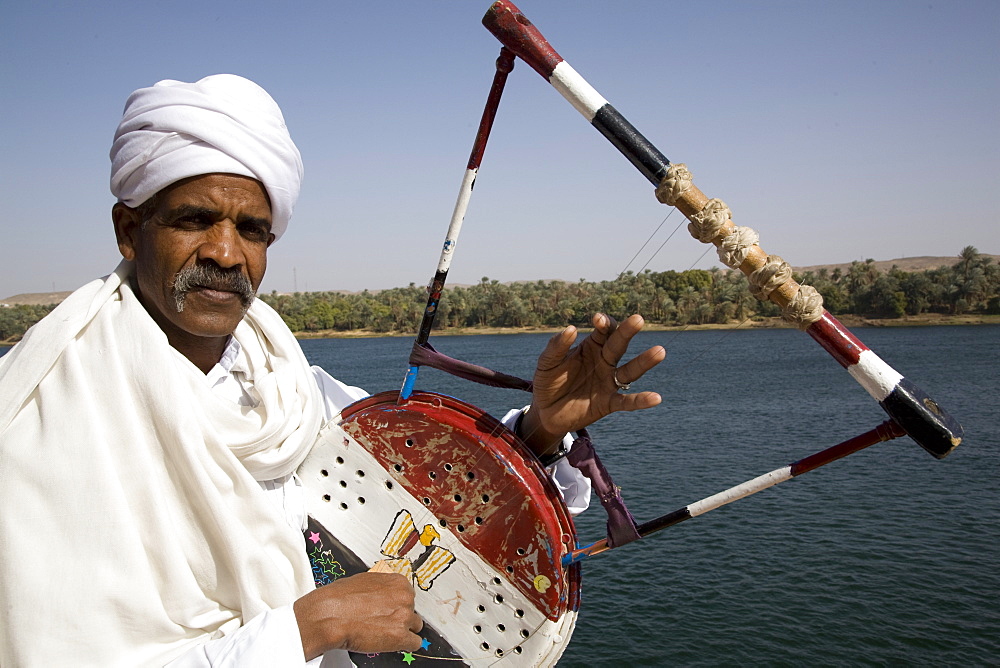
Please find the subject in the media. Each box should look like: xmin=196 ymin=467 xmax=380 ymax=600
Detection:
xmin=112 ymin=202 xmax=142 ymax=261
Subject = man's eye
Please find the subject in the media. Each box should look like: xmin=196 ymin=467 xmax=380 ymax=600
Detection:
xmin=240 ymin=224 xmax=271 ymax=242
xmin=173 ymin=216 xmax=210 ymax=228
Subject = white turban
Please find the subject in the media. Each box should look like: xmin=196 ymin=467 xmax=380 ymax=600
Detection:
xmin=110 ymin=74 xmax=303 ymax=240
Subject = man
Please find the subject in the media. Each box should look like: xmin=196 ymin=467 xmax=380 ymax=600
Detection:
xmin=0 ymin=74 xmax=665 ymax=666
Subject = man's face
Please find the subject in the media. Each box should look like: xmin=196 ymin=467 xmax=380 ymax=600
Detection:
xmin=114 ymin=173 xmax=275 ymax=345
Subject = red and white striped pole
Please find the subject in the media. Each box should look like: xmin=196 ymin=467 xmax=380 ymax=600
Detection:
xmin=400 ymin=47 xmax=516 ymax=401
xmin=567 ymin=420 xmax=907 ymax=564
xmin=483 ymin=1 xmax=962 ymax=459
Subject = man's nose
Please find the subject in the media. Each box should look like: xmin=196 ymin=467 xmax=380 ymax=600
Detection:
xmin=197 ymin=222 xmax=243 ymax=268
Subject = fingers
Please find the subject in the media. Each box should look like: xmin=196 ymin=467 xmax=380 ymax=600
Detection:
xmin=540 ymin=313 xmax=644 ymax=371
xmin=615 ymin=343 xmax=666 ymax=386
xmin=605 ymin=317 xmax=665 ymax=412
xmin=408 ymin=610 xmax=424 ymax=635
xmin=597 ymin=314 xmax=645 ymax=365
xmin=294 ymin=572 xmax=425 ymax=659
xmin=536 ymin=324 xmax=578 ymax=372
xmin=400 ymin=611 xmax=424 ymax=651
xmin=612 ymin=389 xmax=663 ymax=413
xmin=586 ymin=312 xmax=618 ymax=360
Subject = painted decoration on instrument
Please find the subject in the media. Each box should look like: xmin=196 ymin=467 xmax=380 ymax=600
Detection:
xmin=306 ymin=530 xmax=347 ymax=587
xmin=303 ymin=517 xmax=456 ymax=666
xmin=379 ymin=509 xmax=456 ymax=591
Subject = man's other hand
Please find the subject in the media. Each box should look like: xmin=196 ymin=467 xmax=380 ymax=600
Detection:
xmin=293 ymin=572 xmax=423 ymax=660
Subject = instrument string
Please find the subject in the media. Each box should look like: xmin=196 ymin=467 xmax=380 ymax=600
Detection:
xmin=634 ymin=212 xmax=683 ymax=275
xmin=617 ymin=209 xmax=678 ymax=278
xmin=452 ymin=206 xmax=725 ymax=487
xmin=394 ymin=31 xmax=777 ymax=590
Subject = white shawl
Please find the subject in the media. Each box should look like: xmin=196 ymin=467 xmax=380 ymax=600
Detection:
xmin=0 ymin=261 xmax=323 ymax=666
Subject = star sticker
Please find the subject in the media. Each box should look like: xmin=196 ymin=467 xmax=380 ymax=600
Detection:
xmin=420 ymin=638 xmax=431 ymax=650
xmin=308 ymin=531 xmax=320 ymax=544
xmin=402 ymin=652 xmax=416 ymax=664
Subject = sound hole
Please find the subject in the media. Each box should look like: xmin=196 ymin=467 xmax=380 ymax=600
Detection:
xmin=320 ymin=469 xmax=328 ymax=477
xmin=473 ymin=625 xmax=482 ymax=634
xmin=466 ymin=471 xmax=476 ymax=480
xmin=443 ymin=463 xmax=453 ymax=471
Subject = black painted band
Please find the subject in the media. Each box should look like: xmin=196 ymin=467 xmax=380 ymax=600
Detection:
xmin=592 ymin=104 xmax=671 ymax=185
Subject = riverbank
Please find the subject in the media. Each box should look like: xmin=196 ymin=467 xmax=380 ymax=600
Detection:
xmin=291 ymin=313 xmax=1000 ymax=340
xmin=3 ymin=313 xmax=996 ymax=347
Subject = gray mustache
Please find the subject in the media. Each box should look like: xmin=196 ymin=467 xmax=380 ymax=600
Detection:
xmin=172 ymin=264 xmax=255 ymax=313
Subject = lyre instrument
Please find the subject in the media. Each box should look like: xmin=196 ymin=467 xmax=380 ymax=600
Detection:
xmin=298 ymin=3 xmax=962 ymax=665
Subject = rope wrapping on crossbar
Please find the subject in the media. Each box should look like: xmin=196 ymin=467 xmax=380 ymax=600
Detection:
xmin=656 ymin=163 xmax=825 ymax=330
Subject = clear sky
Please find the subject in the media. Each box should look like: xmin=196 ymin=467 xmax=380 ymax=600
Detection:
xmin=2 ymin=1 xmax=998 ymax=297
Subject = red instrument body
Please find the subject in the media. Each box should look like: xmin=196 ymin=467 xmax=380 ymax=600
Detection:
xmin=299 ymin=390 xmax=581 ymax=665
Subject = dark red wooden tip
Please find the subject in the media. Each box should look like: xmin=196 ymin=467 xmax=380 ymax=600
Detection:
xmin=466 ymin=47 xmax=515 ymax=171
xmin=482 ymin=0 xmax=563 ymax=79
xmin=790 ymin=420 xmax=905 ymax=477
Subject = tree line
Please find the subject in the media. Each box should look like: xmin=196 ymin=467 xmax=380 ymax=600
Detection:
xmin=260 ymin=246 xmax=999 ymax=334
xmin=0 ymin=304 xmax=56 ymax=343
xmin=2 ymin=247 xmax=997 ymax=343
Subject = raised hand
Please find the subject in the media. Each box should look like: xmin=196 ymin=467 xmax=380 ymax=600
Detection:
xmin=518 ymin=313 xmax=666 ymax=456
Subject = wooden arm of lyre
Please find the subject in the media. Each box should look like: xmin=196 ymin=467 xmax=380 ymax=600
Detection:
xmin=483 ymin=0 xmax=962 ymax=458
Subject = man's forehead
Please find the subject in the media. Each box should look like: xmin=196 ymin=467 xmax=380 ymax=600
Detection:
xmin=155 ymin=174 xmax=272 ymax=217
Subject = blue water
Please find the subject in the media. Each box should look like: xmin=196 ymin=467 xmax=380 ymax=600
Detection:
xmin=3 ymin=325 xmax=997 ymax=665
xmin=299 ymin=326 xmax=1000 ymax=666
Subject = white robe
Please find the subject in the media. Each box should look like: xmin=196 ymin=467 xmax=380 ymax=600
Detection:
xmin=0 ymin=263 xmax=590 ymax=667
xmin=0 ymin=262 xmax=323 ymax=666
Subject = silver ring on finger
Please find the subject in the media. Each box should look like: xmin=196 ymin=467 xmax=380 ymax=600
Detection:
xmin=613 ymin=370 xmax=631 ymax=391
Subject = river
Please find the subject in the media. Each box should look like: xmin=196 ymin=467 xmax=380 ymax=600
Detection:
xmin=3 ymin=324 xmax=997 ymax=665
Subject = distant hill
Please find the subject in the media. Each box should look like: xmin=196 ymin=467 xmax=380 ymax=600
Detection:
xmin=1 ymin=291 xmax=74 ymax=306
xmin=3 ymin=254 xmax=997 ymax=306
xmin=792 ymin=255 xmax=1000 ymax=275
